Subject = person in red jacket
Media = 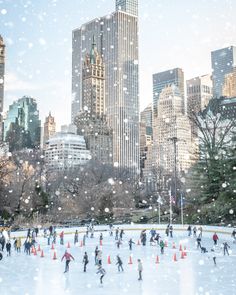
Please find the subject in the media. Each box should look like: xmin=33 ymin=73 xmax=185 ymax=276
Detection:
xmin=212 ymin=232 xmax=219 ymax=245
xmin=60 ymin=231 xmax=64 ymax=245
xmin=61 ymin=250 xmax=75 ymax=273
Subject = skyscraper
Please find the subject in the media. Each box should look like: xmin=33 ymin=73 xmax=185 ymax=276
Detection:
xmin=153 ymin=85 xmax=193 ymax=173
xmin=72 ymin=0 xmax=139 ymax=174
xmin=0 ymin=35 xmax=5 ymax=141
xmin=75 ymin=40 xmax=113 ymax=165
xmin=187 ymin=74 xmax=213 ymax=115
xmin=82 ymin=36 xmax=105 ymax=116
xmin=222 ymin=66 xmax=236 ymax=98
xmin=211 ymin=46 xmax=236 ymax=98
xmin=4 ymin=96 xmax=41 ymax=150
xmin=43 ymin=112 xmax=56 ymax=149
xmin=153 ymin=68 xmax=185 ymax=116
xmin=116 ymin=0 xmax=138 ymax=16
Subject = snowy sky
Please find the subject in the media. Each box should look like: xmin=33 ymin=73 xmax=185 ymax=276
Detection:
xmin=1 ymin=0 xmax=236 ymax=129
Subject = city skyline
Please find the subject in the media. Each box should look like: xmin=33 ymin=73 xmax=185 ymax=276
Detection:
xmin=0 ymin=0 xmax=236 ymax=128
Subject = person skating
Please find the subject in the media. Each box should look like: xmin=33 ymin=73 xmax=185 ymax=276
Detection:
xmin=6 ymin=240 xmax=11 ymax=256
xmin=35 ymin=227 xmax=39 ymax=238
xmin=83 ymin=234 xmax=86 ymax=246
xmin=128 ymin=238 xmax=135 ymax=250
xmin=231 ymin=229 xmax=236 ymax=243
xmin=97 ymin=250 xmax=102 ymax=266
xmin=116 ymin=238 xmax=122 ymax=249
xmin=198 ymin=226 xmax=203 ymax=238
xmin=187 ymin=225 xmax=192 ymax=237
xmin=165 ymin=225 xmax=170 ymax=237
xmin=53 ymin=230 xmax=57 ymax=244
xmin=193 ymin=226 xmax=197 ymax=238
xmin=109 ymin=224 xmax=113 ymax=236
xmin=223 ymin=242 xmax=230 ymax=256
xmin=169 ymin=225 xmax=173 ymax=238
xmin=95 ymin=246 xmax=99 ymax=265
xmin=83 ymin=252 xmax=89 ymax=272
xmin=16 ymin=237 xmax=21 ymax=253
xmin=120 ymin=229 xmax=124 ymax=240
xmin=99 ymin=233 xmax=103 ymax=244
xmin=86 ymin=225 xmax=89 ymax=238
xmin=137 ymin=259 xmax=143 ymax=281
xmin=213 ymin=233 xmax=219 ymax=245
xmin=159 ymin=240 xmax=165 ymax=254
xmin=74 ymin=230 xmax=79 ymax=245
xmin=140 ymin=230 xmax=147 ymax=246
xmin=209 ymin=249 xmax=217 ymax=266
xmin=154 ymin=233 xmax=160 ymax=245
xmin=115 ymin=228 xmax=119 ymax=240
xmin=61 ymin=250 xmax=75 ymax=273
xmin=27 ymin=229 xmax=31 ymax=239
xmin=196 ymin=236 xmax=202 ymax=250
xmin=96 ymin=265 xmax=106 ymax=284
xmin=90 ymin=226 xmax=94 ymax=238
xmin=60 ymin=231 xmax=64 ymax=245
xmin=116 ymin=255 xmax=124 ymax=272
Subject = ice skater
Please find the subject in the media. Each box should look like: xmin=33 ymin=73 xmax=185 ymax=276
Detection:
xmin=159 ymin=240 xmax=165 ymax=254
xmin=137 ymin=259 xmax=143 ymax=281
xmin=61 ymin=250 xmax=75 ymax=273
xmin=128 ymin=238 xmax=135 ymax=250
xmin=96 ymin=265 xmax=106 ymax=284
xmin=165 ymin=225 xmax=170 ymax=237
xmin=116 ymin=255 xmax=124 ymax=272
xmin=120 ymin=229 xmax=125 ymax=240
xmin=60 ymin=231 xmax=64 ymax=245
xmin=169 ymin=225 xmax=173 ymax=238
xmin=74 ymin=230 xmax=79 ymax=245
xmin=95 ymin=246 xmax=99 ymax=265
xmin=83 ymin=234 xmax=86 ymax=246
xmin=83 ymin=252 xmax=89 ymax=272
xmin=193 ymin=226 xmax=197 ymax=237
xmin=196 ymin=236 xmax=202 ymax=250
xmin=209 ymin=249 xmax=217 ymax=266
xmin=6 ymin=240 xmax=11 ymax=256
xmin=223 ymin=242 xmax=230 ymax=256
xmin=116 ymin=238 xmax=122 ymax=249
xmin=187 ymin=225 xmax=192 ymax=236
xmin=212 ymin=232 xmax=219 ymax=245
xmin=115 ymin=228 xmax=119 ymax=240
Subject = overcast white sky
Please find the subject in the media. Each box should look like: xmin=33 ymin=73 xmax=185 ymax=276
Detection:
xmin=1 ymin=0 xmax=236 ymax=128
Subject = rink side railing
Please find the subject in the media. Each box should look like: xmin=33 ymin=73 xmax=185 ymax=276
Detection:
xmin=9 ymin=224 xmax=235 ymax=239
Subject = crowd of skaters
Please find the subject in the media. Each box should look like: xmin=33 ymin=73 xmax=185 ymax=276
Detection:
xmin=0 ymin=223 xmax=235 ymax=283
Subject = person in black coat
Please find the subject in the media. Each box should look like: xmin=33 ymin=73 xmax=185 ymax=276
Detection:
xmin=128 ymin=238 xmax=135 ymax=250
xmin=6 ymin=241 xmax=11 ymax=256
xmin=83 ymin=252 xmax=89 ymax=272
xmin=116 ymin=255 xmax=124 ymax=272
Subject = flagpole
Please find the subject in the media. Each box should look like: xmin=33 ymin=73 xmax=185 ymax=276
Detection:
xmin=169 ymin=189 xmax=172 ymax=224
xmin=181 ymin=193 xmax=184 ymax=227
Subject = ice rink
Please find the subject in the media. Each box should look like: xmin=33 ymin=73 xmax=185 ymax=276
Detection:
xmin=0 ymin=225 xmax=236 ymax=295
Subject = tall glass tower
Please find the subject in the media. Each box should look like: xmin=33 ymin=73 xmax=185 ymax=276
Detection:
xmin=72 ymin=0 xmax=139 ymax=175
xmin=0 ymin=35 xmax=5 ymax=141
xmin=152 ymin=68 xmax=185 ymax=116
xmin=116 ymin=0 xmax=138 ymax=16
xmin=211 ymin=46 xmax=236 ymax=98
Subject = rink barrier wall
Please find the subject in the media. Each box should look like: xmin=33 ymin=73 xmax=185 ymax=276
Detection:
xmin=10 ymin=225 xmax=234 ymax=239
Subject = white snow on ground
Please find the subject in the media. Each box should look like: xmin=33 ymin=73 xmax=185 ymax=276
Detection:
xmin=0 ymin=225 xmax=236 ymax=295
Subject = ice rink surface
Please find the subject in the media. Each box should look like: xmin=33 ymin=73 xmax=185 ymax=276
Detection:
xmin=0 ymin=225 xmax=236 ymax=295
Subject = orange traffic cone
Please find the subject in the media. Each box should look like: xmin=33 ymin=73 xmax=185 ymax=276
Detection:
xmin=100 ymin=240 xmax=103 ymax=246
xmin=107 ymin=255 xmax=111 ymax=264
xmin=67 ymin=242 xmax=70 ymax=248
xmin=181 ymin=251 xmax=185 ymax=259
xmin=40 ymin=250 xmax=44 ymax=258
xmin=53 ymin=251 xmax=57 ymax=260
xmin=155 ymin=255 xmax=159 ymax=264
xmin=37 ymin=244 xmax=41 ymax=252
xmin=34 ymin=249 xmax=37 ymax=256
xmin=31 ymin=246 xmax=35 ymax=254
xmin=165 ymin=241 xmax=168 ymax=247
xmin=173 ymin=253 xmax=177 ymax=262
xmin=80 ymin=241 xmax=83 ymax=247
xmin=172 ymin=242 xmax=176 ymax=249
xmin=179 ymin=244 xmax=182 ymax=251
xmin=128 ymin=256 xmax=133 ymax=264
xmin=51 ymin=243 xmax=55 ymax=250
xmin=184 ymin=246 xmax=187 ymax=256
xmin=137 ymin=240 xmax=140 ymax=245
